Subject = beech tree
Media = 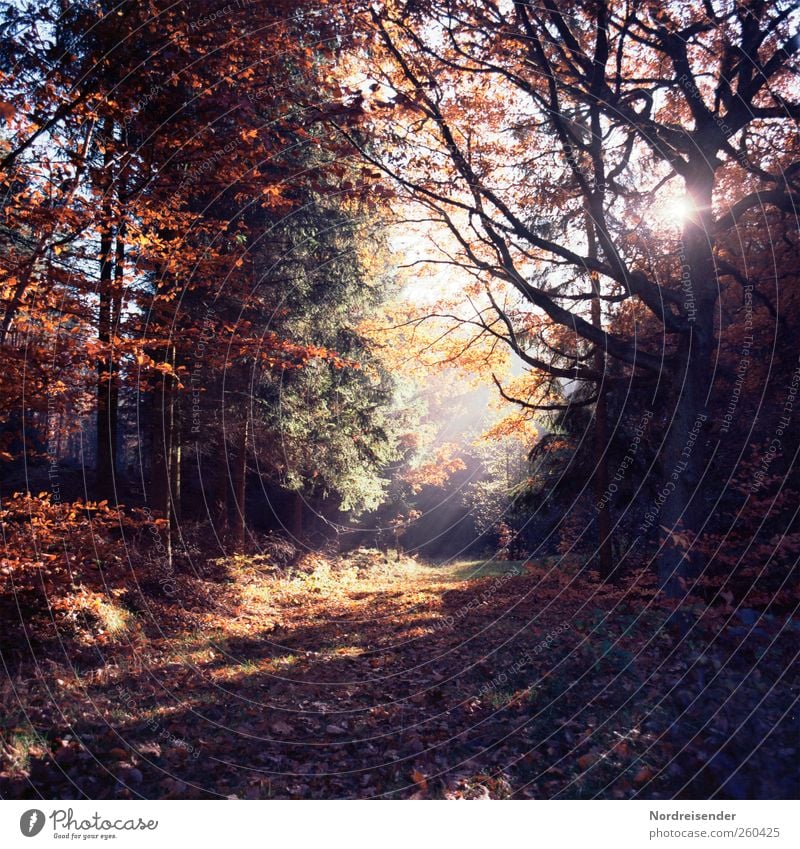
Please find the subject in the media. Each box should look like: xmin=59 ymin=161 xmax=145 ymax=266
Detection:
xmin=342 ymin=0 xmax=800 ymax=592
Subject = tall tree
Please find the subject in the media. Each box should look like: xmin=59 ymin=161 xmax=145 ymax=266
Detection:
xmin=341 ymin=0 xmax=800 ymax=594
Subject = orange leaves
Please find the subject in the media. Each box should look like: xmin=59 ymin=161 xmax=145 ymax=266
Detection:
xmin=410 ymin=768 xmax=428 ymax=794
xmin=251 ymin=337 xmax=359 ymax=373
xmin=0 ymin=492 xmax=133 ymax=584
xmin=480 ymin=412 xmax=539 ymax=442
xmin=260 ymin=183 xmax=285 ymax=201
xmin=402 ymin=442 xmax=466 ymax=493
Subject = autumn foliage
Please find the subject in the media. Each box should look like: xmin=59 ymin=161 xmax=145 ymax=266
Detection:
xmin=0 ymin=0 xmax=798 ymax=803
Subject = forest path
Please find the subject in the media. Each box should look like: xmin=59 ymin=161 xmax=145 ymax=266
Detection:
xmin=1 ymin=552 xmax=795 ymax=799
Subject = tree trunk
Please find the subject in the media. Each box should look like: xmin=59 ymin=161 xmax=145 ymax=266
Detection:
xmin=150 ymin=344 xmax=176 ymax=572
xmin=110 ymin=220 xmax=125 ymax=485
xmin=586 ymin=212 xmax=613 ymax=580
xmin=96 ymin=117 xmax=115 ymax=498
xmin=229 ymin=416 xmax=248 ymax=552
xmin=592 ymin=320 xmax=613 ymax=578
xmin=96 ymin=228 xmax=114 ymax=492
xmin=656 ymin=165 xmax=717 ymax=596
xmin=292 ymin=491 xmax=303 ymax=540
xmin=214 ymin=445 xmax=229 ymax=539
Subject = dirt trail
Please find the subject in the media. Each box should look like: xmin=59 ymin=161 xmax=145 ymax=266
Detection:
xmin=1 ymin=554 xmax=796 ymax=799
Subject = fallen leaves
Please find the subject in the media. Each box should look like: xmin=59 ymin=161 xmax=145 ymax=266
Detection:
xmin=410 ymin=769 xmax=428 ymax=793
xmin=1 ymin=553 xmax=796 ymax=800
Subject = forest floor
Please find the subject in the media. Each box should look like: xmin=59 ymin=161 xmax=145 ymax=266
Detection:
xmin=1 ymin=550 xmax=797 ymax=800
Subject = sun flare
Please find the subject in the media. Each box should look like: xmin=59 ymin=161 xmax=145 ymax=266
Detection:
xmin=658 ymin=195 xmax=696 ymax=227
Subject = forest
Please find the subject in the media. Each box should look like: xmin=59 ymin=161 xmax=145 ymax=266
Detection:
xmin=0 ymin=0 xmax=798 ymax=802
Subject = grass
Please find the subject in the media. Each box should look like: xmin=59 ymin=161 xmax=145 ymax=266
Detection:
xmin=422 ymin=554 xmax=601 ymax=583
xmin=424 ymin=558 xmax=529 ymax=582
xmin=93 ymin=599 xmax=134 ymax=636
xmin=1 ymin=728 xmax=44 ymax=774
